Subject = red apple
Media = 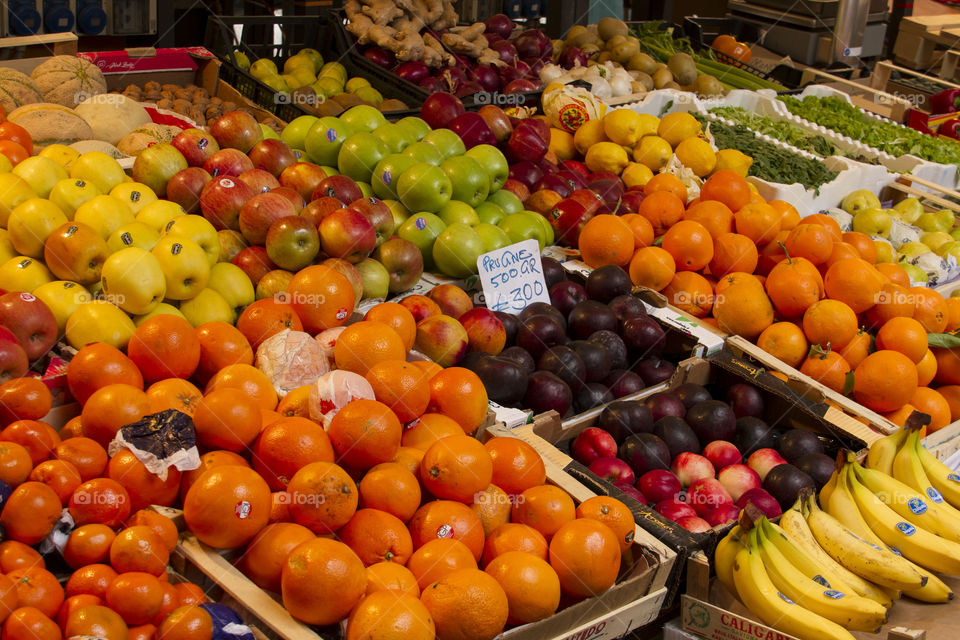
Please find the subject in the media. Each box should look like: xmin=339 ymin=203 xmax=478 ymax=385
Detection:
xmin=533 ymin=174 xmax=571 ymax=198
xmin=165 ymin=167 xmax=212 ymax=214
xmin=686 ymin=477 xmax=733 ymax=517
xmin=655 ymin=498 xmax=697 ymax=522
xmin=570 ymin=427 xmax=617 ymax=466
xmin=372 ymin=236 xmax=423 ymax=294
xmin=231 ymin=246 xmax=276 ymax=286
xmin=302 ymin=197 xmax=344 ymax=228
xmin=238 ymin=168 xmax=279 ymax=194
xmin=614 ymin=481 xmax=647 ymax=505
xmin=248 ymin=138 xmax=298 ymax=177
xmin=507 ymin=119 xmax=548 ymax=162
xmin=204 ymin=148 xmax=254 ymax=178
xmin=477 ymin=105 xmax=513 ymax=142
xmin=638 ymin=469 xmax=681 ymax=503
xmin=210 ymin=110 xmax=263 ymax=152
xmin=0 ymin=293 xmax=57 ymax=362
xmin=239 ymin=192 xmax=298 ymax=245
xmin=501 ymin=178 xmax=530 ymax=203
xmin=671 ymin=452 xmax=715 ymax=488
xmin=588 ymin=457 xmax=635 ymax=485
xmin=266 ymin=216 xmax=320 ymax=272
xmin=313 ymin=175 xmax=363 ymax=205
xmin=619 ymin=190 xmax=645 ymax=214
xmin=271 ymin=186 xmax=305 ymax=213
xmin=736 ymin=488 xmax=782 ymax=519
xmin=587 ymin=171 xmax=621 ymax=184
xmin=566 ymin=189 xmax=603 ymax=216
xmin=703 ymin=441 xmax=742 ymax=471
xmin=548 ymin=198 xmax=589 ymax=247
xmin=319 ymin=208 xmax=376 ymax=263
xmin=677 ymin=516 xmax=712 ymax=532
xmin=560 ymin=160 xmax=589 ymax=177
xmin=448 ymin=112 xmax=496 ymax=149
xmin=348 ymin=197 xmax=394 ymax=247
xmin=0 ymin=338 xmax=28 ymax=383
xmin=201 ymin=176 xmax=257 ymax=231
xmin=420 ymin=93 xmax=466 ymax=130
xmin=171 ymin=128 xmax=220 ymax=167
xmin=279 ymin=162 xmax=328 ymax=202
xmin=509 ymin=161 xmax=543 ymax=189
xmin=705 ymin=503 xmax=741 ymax=528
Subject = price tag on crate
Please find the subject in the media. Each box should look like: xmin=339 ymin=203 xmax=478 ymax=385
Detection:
xmin=476 ymin=239 xmax=549 ymax=315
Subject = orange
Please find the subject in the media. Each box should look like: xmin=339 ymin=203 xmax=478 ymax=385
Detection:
xmin=710 ymin=233 xmax=758 ymax=276
xmin=701 ymin=170 xmax=751 ymax=212
xmin=0 ymin=377 xmax=51 ymax=426
xmin=178 ymin=450 xmax=249 ymax=503
xmin=511 ymin=485 xmax=575 ymax=541
xmin=182 ymin=465 xmax=271 ymax=549
xmin=629 ymin=246 xmax=676 ymax=291
xmin=145 ymin=379 xmax=202 ymax=416
xmin=420 ymin=569 xmax=508 ymax=640
xmin=0 ymin=140 xmax=28 ymax=166
xmin=109 ymin=526 xmax=169 ymax=576
xmin=1 ymin=481 xmax=62 ymax=544
xmin=105 ymin=572 xmax=162 ymax=625
xmin=334 ymin=321 xmax=406 ymax=377
xmin=81 ymin=384 xmax=151 ymax=447
xmin=765 ymin=256 xmax=824 ymax=319
xmin=401 ymin=413 xmax=463 ymax=450
xmin=286 ymin=461 xmax=358 ymax=534
xmin=624 ymin=214 xmax=655 ymax=249
xmin=129 ymin=624 xmax=156 ymax=640
xmin=63 ymin=524 xmax=115 ymax=569
xmin=0 ymin=441 xmax=33 ymax=487
xmin=802 ymin=299 xmax=859 ymax=350
xmin=575 ymin=496 xmax=635 ymax=553
xmin=932 ymin=348 xmax=960 ymax=386
xmin=471 ymin=484 xmax=512 ymax=537
xmin=757 ymin=322 xmax=808 ymax=368
xmin=734 ymin=201 xmax=781 ymax=245
xmin=240 ymin=522 xmax=315 ymax=593
xmin=421 ymin=435 xmax=493 ymax=503
xmin=64 ymin=605 xmax=128 ymax=640
xmin=427 ymin=368 xmax=488 ymax=435
xmin=236 ymin=298 xmax=303 ymax=351
xmin=366 ymin=562 xmax=420 ymax=597
xmin=193 ymin=322 xmax=253 ymax=385
xmin=866 ymin=283 xmax=915 ymax=328
xmin=0 ymin=575 xmax=16 ymax=625
xmin=756 ymin=231 xmax=788 ymax=275
xmin=0 ymin=541 xmax=43 ymax=573
xmin=107 ymin=449 xmax=180 ymax=512
xmin=661 ymin=220 xmax=714 ymax=271
xmin=286 ymin=265 xmax=355 ymax=334
xmin=280 ymin=538 xmax=367 ymax=626
xmin=912 ymin=287 xmax=949 ymax=334
xmin=937 ymin=385 xmax=960 ymax=422
xmin=800 ymin=348 xmax=851 ymax=393
xmin=769 ymin=200 xmax=801 ymax=230
xmin=275 ymin=385 xmax=311 ymax=419
xmin=56 ymin=594 xmax=101 ymax=631
xmin=712 ymin=281 xmax=775 ymax=340
xmin=910 ymin=387 xmax=952 ymax=431
xmin=64 ymin=564 xmax=116 ymax=600
xmin=151 ymin=583 xmax=179 ymax=626
xmin=637 ymin=190 xmax=684 ymax=235
xmin=409 ymin=500 xmax=485 ymax=562
xmin=917 ymin=349 xmax=938 ymax=387
xmin=407 ymin=539 xmax=478 ymax=591
xmin=172 ymin=583 xmax=206 ymax=606
xmin=191 ymin=388 xmax=262 ymax=454
xmin=824 ymin=258 xmax=884 ymax=314
xmin=365 ymin=360 xmax=430 ymax=423
xmin=662 ymin=272 xmax=714 ymax=318
xmin=578 ymin=215 xmax=635 ymax=268
xmin=328 ymin=398 xmax=402 ymax=469
xmin=339 ymin=508 xmax=413 ymax=566
xmin=346 ymin=592 xmax=435 ymax=640
xmin=643 ymin=173 xmax=687 ymax=202
xmin=125 ymin=511 xmax=179 ymax=554
xmin=549 ymin=519 xmax=621 ymax=598
xmin=365 ymin=303 xmax=417 ymax=351
xmin=251 ymin=416 xmax=334 ymax=491
xmin=875 ymin=262 xmax=910 ymax=288
xmin=842 ymin=232 xmax=877 ymax=263
xmin=484 ymin=551 xmax=561 ymax=624
xmin=127 ymin=316 xmax=201 ymax=384
xmin=0 ymin=419 xmax=59 ymax=466
xmin=204 ymin=364 xmax=277 ymax=412
xmin=67 ymin=343 xmax=143 ymax=405
xmin=947 ymin=297 xmax=960 ymax=332
xmin=823 ymin=242 xmax=861 ymax=271
xmin=484 ymin=437 xmax=545 ymax=497
xmin=784 ymin=224 xmax=833 ymax=265
xmin=59 ymin=418 xmax=84 ymax=439
xmin=393 ymin=446 xmax=424 ymax=473
xmin=876 ymin=316 xmax=928 ymax=364
xmin=482 ymin=523 xmax=549 ymax=567
xmin=53 ymin=438 xmax=106 ymax=483
xmin=8 ymin=568 xmax=62 ymax=618
xmin=684 ymin=200 xmax=734 ymax=239
xmin=854 ymin=350 xmax=919 ymax=413
xmin=359 ymin=462 xmax=421 ymax=523
xmin=157 ymin=605 xmax=212 ymax=640
xmin=269 ymin=492 xmax=291 ymax=523
xmin=839 ymin=329 xmax=871 ymax=370
xmin=0 ymin=122 xmax=32 ymax=154
xmin=800 ymin=214 xmax=842 ymax=243
xmin=5 ymin=607 xmax=62 ymax=640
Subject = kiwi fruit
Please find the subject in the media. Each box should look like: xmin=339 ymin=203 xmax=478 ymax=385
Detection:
xmin=597 ymin=17 xmax=629 ymax=41
xmin=694 ymin=75 xmax=725 ymax=97
xmin=605 ymin=35 xmax=628 ymax=52
xmin=668 ymin=52 xmax=698 ymax=86
xmin=634 ymin=71 xmax=654 ymax=91
xmin=653 ymin=68 xmax=674 ymax=89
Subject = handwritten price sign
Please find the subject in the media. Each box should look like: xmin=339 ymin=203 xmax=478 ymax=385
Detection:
xmin=476 ymin=239 xmax=550 ymax=314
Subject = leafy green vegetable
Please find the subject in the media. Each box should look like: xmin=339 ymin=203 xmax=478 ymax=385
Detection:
xmin=708 ymin=106 xmax=858 ymax=160
xmin=780 ymin=95 xmax=960 ymax=168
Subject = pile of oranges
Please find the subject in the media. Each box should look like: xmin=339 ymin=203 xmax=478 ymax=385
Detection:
xmin=0 ymin=296 xmax=639 ymax=639
xmin=578 ymin=169 xmax=960 ymax=430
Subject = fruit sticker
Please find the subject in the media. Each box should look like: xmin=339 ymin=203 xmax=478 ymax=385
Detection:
xmin=823 ymin=590 xmax=845 ymax=599
xmin=436 ymin=524 xmax=454 ymax=539
xmin=235 ymin=500 xmax=252 ymax=519
xmin=896 ymin=522 xmax=916 ymax=536
xmin=326 ymin=128 xmax=337 ymax=142
xmin=381 ymin=169 xmax=392 ymax=185
xmin=907 ymin=497 xmax=927 ymax=515
xmin=948 ymin=473 xmax=960 ymax=483
xmin=812 ymin=575 xmax=829 ymax=587
xmin=777 ymin=592 xmax=795 ymax=604
xmin=927 ymin=487 xmax=944 ymax=503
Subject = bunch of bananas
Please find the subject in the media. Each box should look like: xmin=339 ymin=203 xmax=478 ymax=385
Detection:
xmin=715 ymin=424 xmax=960 ymax=640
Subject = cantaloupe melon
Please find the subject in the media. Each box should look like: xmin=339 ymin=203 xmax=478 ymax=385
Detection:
xmin=116 ymin=123 xmax=181 ymax=156
xmin=30 ymin=56 xmax=107 ymax=108
xmin=0 ymin=68 xmax=42 ymax=114
xmin=75 ymin=93 xmax=151 ymax=145
xmin=70 ymin=140 xmax=125 ymax=159
xmin=8 ymin=103 xmax=94 ymax=149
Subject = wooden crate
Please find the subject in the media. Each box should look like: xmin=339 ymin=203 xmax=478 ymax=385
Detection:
xmin=893 ymin=15 xmax=960 ymax=71
xmin=0 ymin=32 xmax=77 ymax=57
xmin=869 ymin=60 xmax=960 ymax=113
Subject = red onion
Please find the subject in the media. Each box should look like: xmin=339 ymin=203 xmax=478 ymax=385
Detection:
xmin=485 ymin=14 xmax=515 ymax=39
xmin=513 ymin=33 xmax=540 ymax=59
xmin=525 ymin=58 xmax=544 ymax=76
xmin=395 ymin=61 xmax=430 ymax=84
xmin=417 ymin=75 xmax=447 ymax=94
xmin=455 ymin=80 xmax=483 ymax=98
xmin=559 ymin=46 xmax=587 ymax=69
xmin=470 ymin=65 xmax=501 ymax=92
xmin=363 ymin=46 xmax=395 ymax=68
xmin=491 ymin=40 xmax=517 ymax=65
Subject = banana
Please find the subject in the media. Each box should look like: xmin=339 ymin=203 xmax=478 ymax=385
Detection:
xmin=892 ymin=430 xmax=951 ymax=508
xmin=714 ymin=524 xmax=744 ymax=598
xmin=731 ymin=541 xmax=858 ymax=640
xmin=901 ymin=570 xmax=954 ymax=603
xmin=847 ymin=466 xmax=960 ymax=575
xmin=820 ymin=468 xmax=839 ymax=507
xmin=760 ymin=519 xmax=855 ymax=594
xmin=805 ymin=490 xmax=926 ymax=591
xmin=754 ymin=525 xmax=888 ymax=631
xmin=778 ymin=506 xmax=893 ymax=607
xmin=904 ymin=429 xmax=960 ymax=511
xmin=825 ymin=465 xmax=888 ymax=548
xmin=866 ymin=428 xmax=909 ymax=475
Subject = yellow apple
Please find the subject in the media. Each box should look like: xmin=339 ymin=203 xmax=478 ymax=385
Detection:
xmin=0 ymin=155 xmax=11 ymax=174
xmin=101 ymin=247 xmax=167 ymax=315
xmin=217 ymin=229 xmax=248 ymax=263
xmin=39 ymin=144 xmax=80 ymax=168
xmin=164 ymin=215 xmax=221 ymax=266
xmin=133 ymin=302 xmax=187 ymax=326
xmin=49 ymin=177 xmax=102 ymax=220
xmin=107 ymin=222 xmax=161 ymax=253
xmin=73 ymin=195 xmax=135 ymax=239
xmin=12 ymin=156 xmax=68 ymax=197
xmin=42 ymin=221 xmax=109 ymax=285
xmin=0 ymin=230 xmax=15 ymax=264
xmin=0 ymin=256 xmax=54 ymax=292
xmin=109 ymin=182 xmax=158 ymax=214
xmin=7 ymin=198 xmax=68 ymax=258
xmin=33 ymin=280 xmax=92 ymax=335
xmin=207 ymin=262 xmax=255 ymax=318
xmin=136 ymin=200 xmax=186 ymax=233
xmin=69 ymin=151 xmax=127 ymax=194
xmin=151 ymin=235 xmax=211 ymax=301
xmin=0 ymin=173 xmax=36 ymax=227
xmin=179 ymin=288 xmax=235 ymax=326
xmin=65 ymin=300 xmax=136 ymax=350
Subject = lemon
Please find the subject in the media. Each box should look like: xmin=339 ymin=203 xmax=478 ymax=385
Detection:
xmin=658 ymin=112 xmax=701 ymax=147
xmin=633 ymin=135 xmax=672 ymax=171
xmin=574 ymin=119 xmax=608 ymax=155
xmin=543 ymin=82 xmax=565 ymax=95
xmin=603 ymin=109 xmax=643 ymax=146
xmin=714 ymin=149 xmax=753 ymax=177
xmin=549 ymin=128 xmax=577 ymax=162
xmin=674 ymin=137 xmax=716 ymax=177
xmin=638 ymin=113 xmax=660 ymax=137
xmin=585 ymin=142 xmax=630 ymax=174
xmin=747 ymin=182 xmax=759 ymax=194
xmin=621 ymin=162 xmax=654 ymax=188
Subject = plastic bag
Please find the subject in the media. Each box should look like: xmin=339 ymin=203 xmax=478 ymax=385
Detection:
xmin=256 ymin=329 xmax=329 ymax=398
xmin=308 ymin=370 xmax=375 ymax=429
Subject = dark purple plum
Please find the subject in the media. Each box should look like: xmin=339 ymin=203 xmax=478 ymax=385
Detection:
xmin=609 ymin=294 xmax=647 ymax=322
xmin=585 ymin=265 xmax=632 ymax=303
xmin=644 ymin=392 xmax=686 ymax=422
xmin=763 ymin=464 xmax=815 ymax=510
xmin=778 ymin=429 xmax=824 ymax=464
xmin=734 ymin=417 xmax=777 ymax=456
xmin=674 ymin=383 xmax=712 ymax=409
xmin=570 ymin=340 xmax=611 ymax=383
xmin=499 ymin=345 xmax=536 ymax=373
xmin=794 ymin=453 xmax=834 ymax=489
xmin=588 ymin=330 xmax=628 ymax=370
xmin=685 ymin=400 xmax=737 ymax=444
xmin=621 ymin=316 xmax=666 ymax=357
xmin=597 ymin=400 xmax=654 ymax=443
xmin=727 ymin=383 xmax=765 ymax=418
xmin=541 ymin=256 xmax=566 ymax=289
xmin=549 ymin=281 xmax=588 ymax=316
xmin=519 ymin=301 xmax=566 ymax=329
xmin=523 ymin=370 xmax=573 ymax=415
xmin=516 ymin=315 xmax=568 ymax=360
xmin=619 ymin=433 xmax=671 ymax=475
xmin=568 ymin=300 xmax=618 ymax=340
xmin=473 ymin=355 xmax=529 ymax=406
xmin=494 ymin=311 xmax=519 ymax=346
xmin=633 ymin=358 xmax=675 ymax=385
xmin=538 ymin=345 xmax=586 ymax=392
xmin=652 ymin=416 xmax=700 ymax=458
xmin=459 ymin=351 xmax=488 ymax=371
xmin=574 ymin=383 xmax=614 ymax=413
xmin=603 ymin=369 xmax=646 ymax=398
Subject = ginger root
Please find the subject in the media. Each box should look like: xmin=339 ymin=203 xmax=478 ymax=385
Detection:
xmin=424 ymin=32 xmax=454 ymax=68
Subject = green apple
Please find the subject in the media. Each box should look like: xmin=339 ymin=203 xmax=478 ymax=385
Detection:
xmin=299 ymin=48 xmax=324 ymax=72
xmin=397 ymin=163 xmax=452 ymax=213
xmin=372 ymin=123 xmax=415 ymax=154
xmin=340 ymin=105 xmax=387 ymax=133
xmin=49 ymin=178 xmax=101 ymax=220
xmin=70 ymin=151 xmax=128 ymax=194
xmin=527 ymin=210 xmax=555 ymax=246
xmin=281 ymin=115 xmax=319 ymax=151
xmin=133 ymin=302 xmax=186 ymax=326
xmin=7 ymin=198 xmax=68 ymax=258
xmin=304 ymin=117 xmax=356 ymax=166
xmin=900 ymin=262 xmax=929 ymax=284
xmin=499 ymin=212 xmax=546 ymax=248
xmin=433 ymin=223 xmax=485 ymax=278
xmin=260 ymin=124 xmax=280 ymax=140
xmin=0 ymin=229 xmax=15 ymax=264
xmin=898 ymin=241 xmax=930 ymax=260
xmin=109 ymin=181 xmax=158 ymax=214
xmin=108 ymin=221 xmax=161 ymax=253
xmin=396 ymin=117 xmax=431 ymax=141
xmin=179 ymin=288 xmax=235 ymax=326
xmin=893 ymin=197 xmax=924 ymax=224
xmin=354 ymin=258 xmax=390 ymax=299
xmin=311 ymin=77 xmax=341 ymax=97
xmin=136 ymin=200 xmax=186 ymax=233
xmin=319 ymin=62 xmax=347 ymax=84
xmin=437 ymin=200 xmax=479 ymax=226
xmin=164 ymin=214 xmax=221 ymax=266
xmin=74 ymin=195 xmax=135 ymax=239
xmin=250 ymin=58 xmax=278 ymax=79
xmin=384 ymin=200 xmax=410 ymax=228
xmin=441 ymin=156 xmax=490 ymax=207
xmin=916 ymin=210 xmax=955 ymax=233
xmin=358 ymin=182 xmax=373 ymax=198
xmin=337 ymin=132 xmax=389 ymax=183
xmin=232 ymin=51 xmax=251 ymax=70
xmin=939 ymin=241 xmax=960 ymax=262
xmin=33 ymin=280 xmax=92 ymax=335
xmin=345 ymin=77 xmax=371 ymax=93
xmin=0 ymin=256 xmax=52 ymax=292
xmin=151 ymin=235 xmax=211 ymax=301
xmin=13 ymin=156 xmax=67 ymax=198
xmin=372 ymin=154 xmax=418 ymax=201
xmin=397 ymin=212 xmax=446 ymax=269
xmin=487 ymin=189 xmax=524 ymax=215
xmin=474 ymin=223 xmax=511 ymax=253
xmin=403 ymin=141 xmax=444 ymax=166
xmin=851 ymin=208 xmax=892 ymax=238
xmin=465 ymin=144 xmax=509 ymax=192
xmin=476 ymin=202 xmax=506 ymax=225
xmin=101 ymin=247 xmax=166 ymax=315
xmin=841 ymin=189 xmax=881 ymax=215
xmin=923 ymin=231 xmax=955 ymax=254
xmin=422 ymin=129 xmax=466 ymax=161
